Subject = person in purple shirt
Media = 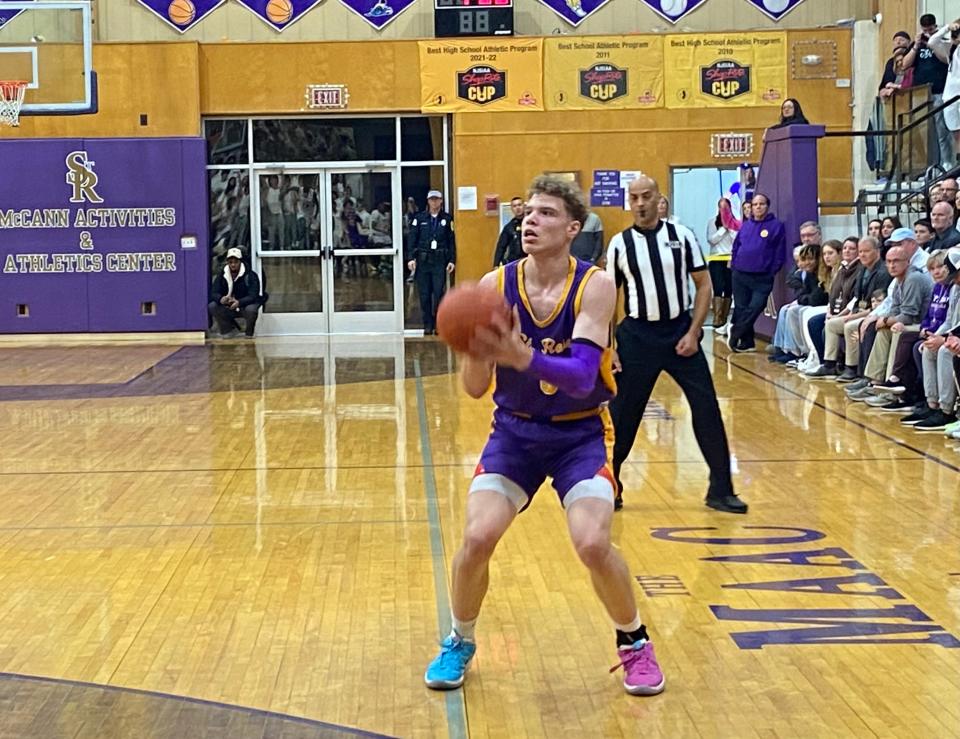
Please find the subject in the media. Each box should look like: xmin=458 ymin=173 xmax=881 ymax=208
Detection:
xmin=728 ymin=193 xmax=787 ymax=352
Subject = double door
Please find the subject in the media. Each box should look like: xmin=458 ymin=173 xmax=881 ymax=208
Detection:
xmin=253 ymin=168 xmax=403 ymax=335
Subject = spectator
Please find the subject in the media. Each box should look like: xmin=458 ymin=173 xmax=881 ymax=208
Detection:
xmin=803 ymin=237 xmax=861 ymax=376
xmin=728 ymin=193 xmax=787 ymax=353
xmin=880 ymin=215 xmax=902 ymax=244
xmin=571 ymin=209 xmax=605 ymax=264
xmin=406 ymin=190 xmax=456 ymax=335
xmin=209 ymin=247 xmax=264 ymax=338
xmin=656 ymin=196 xmax=676 ymax=223
xmin=867 ymin=219 xmax=883 ymax=239
xmin=770 ymin=243 xmax=831 ymax=364
xmin=493 ymin=197 xmax=525 ymax=267
xmin=770 ymin=98 xmax=809 ymax=128
xmin=879 ymin=31 xmax=914 ymax=95
xmin=914 ymin=218 xmax=936 ymax=248
xmin=705 ymin=197 xmax=739 ymax=333
xmin=931 ymin=202 xmax=960 ymax=250
xmin=901 ymin=13 xmax=954 ymax=169
xmin=928 ymin=19 xmax=960 ymax=167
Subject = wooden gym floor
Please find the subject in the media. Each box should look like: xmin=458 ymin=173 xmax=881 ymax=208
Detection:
xmin=0 ymin=334 xmax=958 ymax=738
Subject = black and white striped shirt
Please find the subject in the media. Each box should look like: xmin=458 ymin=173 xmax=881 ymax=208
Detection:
xmin=605 ymin=220 xmax=706 ymax=322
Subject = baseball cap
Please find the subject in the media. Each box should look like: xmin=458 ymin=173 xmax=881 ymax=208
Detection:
xmin=885 ymin=227 xmax=916 ymax=244
xmin=893 ymin=31 xmax=911 ymax=42
xmin=226 ymin=247 xmax=243 ymax=259
xmin=427 ymin=189 xmax=443 ymax=199
xmin=945 ymin=249 xmax=960 ymax=278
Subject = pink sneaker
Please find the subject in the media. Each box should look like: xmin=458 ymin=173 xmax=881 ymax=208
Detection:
xmin=610 ymin=640 xmax=665 ymax=695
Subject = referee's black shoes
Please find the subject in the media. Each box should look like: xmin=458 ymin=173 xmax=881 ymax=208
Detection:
xmin=705 ymin=494 xmax=749 ymax=514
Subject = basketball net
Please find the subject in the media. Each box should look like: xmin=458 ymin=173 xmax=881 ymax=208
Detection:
xmin=0 ymin=81 xmax=28 ymax=127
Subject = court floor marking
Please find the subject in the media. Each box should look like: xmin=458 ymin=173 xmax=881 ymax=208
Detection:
xmin=414 ymin=358 xmax=468 ymax=739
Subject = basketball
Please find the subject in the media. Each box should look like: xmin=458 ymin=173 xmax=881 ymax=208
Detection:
xmin=266 ymin=0 xmax=293 ymax=25
xmin=167 ymin=0 xmax=196 ymax=26
xmin=436 ymin=282 xmax=510 ymax=354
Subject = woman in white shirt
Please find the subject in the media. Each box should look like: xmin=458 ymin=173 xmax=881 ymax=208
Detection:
xmin=705 ymin=197 xmax=739 ymax=333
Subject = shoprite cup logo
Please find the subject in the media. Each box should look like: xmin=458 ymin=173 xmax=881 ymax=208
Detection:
xmin=700 ymin=60 xmax=751 ymax=101
xmin=457 ymin=66 xmax=507 ymax=105
xmin=579 ymin=64 xmax=627 ymax=103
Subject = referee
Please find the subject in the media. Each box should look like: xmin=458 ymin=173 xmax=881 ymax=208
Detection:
xmin=606 ymin=176 xmax=747 ymax=514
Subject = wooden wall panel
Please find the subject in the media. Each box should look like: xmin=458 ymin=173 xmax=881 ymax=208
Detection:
xmin=96 ymin=0 xmax=873 ymax=42
xmin=452 ymin=29 xmax=855 ymax=283
xmin=198 ymin=41 xmax=422 ymax=114
xmin=4 ymin=43 xmax=201 ymax=138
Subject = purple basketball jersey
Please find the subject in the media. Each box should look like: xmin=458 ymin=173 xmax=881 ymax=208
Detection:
xmin=492 ymin=256 xmax=615 ymax=418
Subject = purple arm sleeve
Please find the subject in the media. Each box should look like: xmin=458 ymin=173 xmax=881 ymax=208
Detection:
xmin=525 ymin=340 xmax=603 ymax=399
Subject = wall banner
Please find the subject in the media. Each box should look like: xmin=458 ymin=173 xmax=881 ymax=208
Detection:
xmin=338 ymin=0 xmax=415 ymax=30
xmin=419 ymin=40 xmax=543 ymax=113
xmin=536 ymin=0 xmax=610 ymax=28
xmin=0 ymin=1 xmax=26 ymax=28
xmin=235 ymin=0 xmax=325 ymax=31
xmin=744 ymin=0 xmax=807 ymax=21
xmin=664 ymin=32 xmax=787 ymax=109
xmin=639 ymin=0 xmax=710 ymax=25
xmin=544 ymin=36 xmax=663 ymax=110
xmin=136 ymin=0 xmax=226 ymax=33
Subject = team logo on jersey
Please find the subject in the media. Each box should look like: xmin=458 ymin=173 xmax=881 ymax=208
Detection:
xmin=457 ymin=66 xmax=507 ymax=106
xmin=540 ymin=380 xmax=558 ymax=396
xmin=700 ymin=60 xmax=751 ymax=101
xmin=65 ymin=151 xmax=103 ymax=204
xmin=579 ymin=64 xmax=627 ymax=103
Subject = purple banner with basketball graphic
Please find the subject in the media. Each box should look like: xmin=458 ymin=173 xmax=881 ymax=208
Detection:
xmin=338 ymin=0 xmax=415 ymax=30
xmin=135 ymin=0 xmax=225 ymax=33
xmin=743 ymin=0 xmax=806 ymax=21
xmin=0 ymin=138 xmax=209 ymax=334
xmin=640 ymin=0 xmax=709 ymax=24
xmin=536 ymin=0 xmax=610 ymax=28
xmin=0 ymin=0 xmax=25 ymax=29
xmin=236 ymin=0 xmax=325 ymax=31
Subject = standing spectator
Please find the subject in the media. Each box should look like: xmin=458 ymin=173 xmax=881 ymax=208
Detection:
xmin=493 ymin=197 xmax=525 ymax=267
xmin=901 ymin=14 xmax=954 ymax=169
xmin=928 ymin=19 xmax=960 ymax=166
xmin=406 ymin=190 xmax=456 ymax=335
xmin=728 ymin=193 xmax=787 ymax=353
xmin=571 ymin=210 xmax=605 ymax=264
xmin=770 ymin=98 xmax=809 ymax=128
xmin=606 ymin=176 xmax=746 ymax=515
xmin=208 ymin=247 xmax=264 ymax=338
xmin=656 ymin=196 xmax=676 ymax=223
xmin=931 ymin=202 xmax=960 ymax=250
xmin=879 ymin=32 xmax=915 ymax=95
xmin=705 ymin=198 xmax=739 ymax=333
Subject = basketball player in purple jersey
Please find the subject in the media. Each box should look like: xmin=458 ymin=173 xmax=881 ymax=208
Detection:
xmin=424 ymin=175 xmax=664 ymax=696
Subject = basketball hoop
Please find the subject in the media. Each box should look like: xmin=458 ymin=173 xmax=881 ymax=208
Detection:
xmin=0 ymin=81 xmax=28 ymax=127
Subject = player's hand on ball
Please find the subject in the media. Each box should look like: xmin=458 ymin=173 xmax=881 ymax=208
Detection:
xmin=468 ymin=305 xmax=531 ymax=370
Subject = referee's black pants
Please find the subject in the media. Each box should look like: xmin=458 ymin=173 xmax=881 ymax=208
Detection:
xmin=611 ymin=314 xmax=735 ymax=499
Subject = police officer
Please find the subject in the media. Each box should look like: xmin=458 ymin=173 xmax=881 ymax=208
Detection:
xmin=406 ymin=189 xmax=456 ymax=335
xmin=493 ymin=196 xmax=525 ymax=267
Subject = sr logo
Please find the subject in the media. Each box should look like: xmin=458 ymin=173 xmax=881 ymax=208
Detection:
xmin=579 ymin=64 xmax=628 ymax=103
xmin=700 ymin=60 xmax=751 ymax=101
xmin=457 ymin=66 xmax=506 ymax=106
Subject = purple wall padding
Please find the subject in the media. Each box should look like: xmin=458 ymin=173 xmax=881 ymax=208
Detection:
xmin=753 ymin=124 xmax=826 ymax=338
xmin=0 ymin=138 xmax=209 ymax=333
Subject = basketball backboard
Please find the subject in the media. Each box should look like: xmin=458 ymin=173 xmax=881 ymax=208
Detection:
xmin=0 ymin=1 xmax=96 ymax=116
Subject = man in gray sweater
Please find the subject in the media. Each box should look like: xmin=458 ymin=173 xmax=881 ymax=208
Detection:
xmin=863 ymin=245 xmax=934 ymax=386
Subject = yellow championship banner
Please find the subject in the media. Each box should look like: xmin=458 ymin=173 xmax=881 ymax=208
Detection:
xmin=544 ymin=36 xmax=664 ymax=111
xmin=664 ymin=32 xmax=787 ymax=109
xmin=419 ymin=39 xmax=543 ymax=113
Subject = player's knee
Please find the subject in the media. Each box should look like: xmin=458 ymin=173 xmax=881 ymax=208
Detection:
xmin=572 ymin=532 xmax=610 ymax=570
xmin=462 ymin=523 xmax=502 ymax=561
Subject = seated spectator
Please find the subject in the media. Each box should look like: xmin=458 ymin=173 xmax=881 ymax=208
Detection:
xmin=208 ymin=247 xmax=264 ymax=338
xmin=931 ymin=202 xmax=960 ymax=250
xmin=823 ymin=237 xmax=891 ymax=381
xmin=914 ymin=218 xmax=936 ymax=249
xmin=867 ymin=219 xmax=882 ymax=240
xmin=854 ymin=246 xmax=934 ymax=395
xmin=880 ymin=215 xmax=903 ymax=249
xmin=772 ymin=243 xmax=834 ymax=364
xmin=905 ymin=250 xmax=960 ymax=430
xmin=803 ymin=237 xmax=861 ymax=376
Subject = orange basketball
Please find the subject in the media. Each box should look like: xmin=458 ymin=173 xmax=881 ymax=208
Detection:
xmin=436 ymin=282 xmax=510 ymax=354
xmin=167 ymin=0 xmax=196 ymax=26
xmin=266 ymin=0 xmax=293 ymax=25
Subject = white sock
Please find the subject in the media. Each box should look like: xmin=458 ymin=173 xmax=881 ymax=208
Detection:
xmin=613 ymin=614 xmax=642 ymax=634
xmin=452 ymin=615 xmax=477 ymax=643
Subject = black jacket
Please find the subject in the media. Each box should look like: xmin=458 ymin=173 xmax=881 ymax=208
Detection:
xmin=211 ymin=269 xmax=263 ymax=308
xmin=406 ymin=210 xmax=456 ymax=265
xmin=494 ymin=217 xmax=524 ymax=266
xmin=852 ymin=260 xmax=892 ymax=310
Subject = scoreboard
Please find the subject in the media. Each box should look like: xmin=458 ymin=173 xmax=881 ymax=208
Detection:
xmin=434 ymin=0 xmax=514 ymax=37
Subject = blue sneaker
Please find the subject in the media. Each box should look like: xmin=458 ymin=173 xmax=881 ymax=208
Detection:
xmin=424 ymin=635 xmax=476 ymax=689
